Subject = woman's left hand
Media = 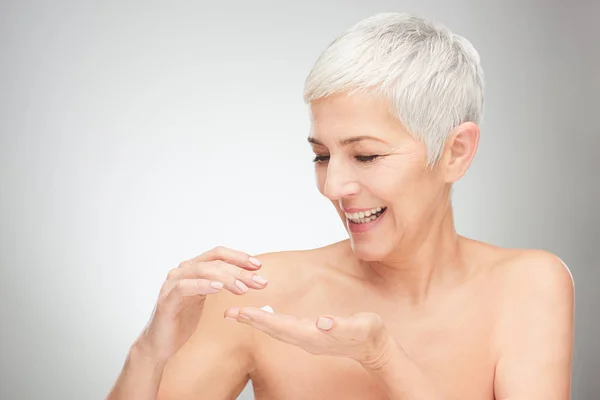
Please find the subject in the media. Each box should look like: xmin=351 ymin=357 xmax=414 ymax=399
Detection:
xmin=224 ymin=306 xmax=397 ymax=369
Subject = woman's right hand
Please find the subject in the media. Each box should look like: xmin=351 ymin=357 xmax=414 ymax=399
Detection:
xmin=134 ymin=246 xmax=268 ymax=364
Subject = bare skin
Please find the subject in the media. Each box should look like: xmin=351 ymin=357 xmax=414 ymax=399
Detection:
xmin=247 ymin=239 xmax=498 ymax=400
xmin=152 ymin=238 xmax=572 ymax=400
xmin=107 ymin=91 xmax=574 ymax=399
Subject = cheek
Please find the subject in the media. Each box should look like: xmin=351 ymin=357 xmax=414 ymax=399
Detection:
xmin=390 ymin=176 xmax=443 ymax=224
xmin=369 ymin=163 xmax=436 ymax=215
xmin=365 ymin=165 xmax=409 ymax=199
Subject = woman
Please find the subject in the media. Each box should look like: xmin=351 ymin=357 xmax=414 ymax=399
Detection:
xmin=107 ymin=12 xmax=574 ymax=400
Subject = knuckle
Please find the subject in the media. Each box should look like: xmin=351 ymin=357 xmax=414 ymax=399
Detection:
xmin=225 ymin=274 xmax=239 ymax=286
xmin=366 ymin=312 xmax=382 ymax=325
xmin=166 ymin=279 xmax=183 ymax=294
xmin=195 ymin=261 xmax=206 ymax=273
xmin=359 ymin=312 xmax=381 ymax=324
xmin=369 ymin=314 xmax=384 ymax=329
xmin=361 ymin=314 xmax=384 ymax=341
xmin=162 ymin=277 xmax=174 ymax=288
xmin=212 ymin=246 xmax=227 ymax=257
xmin=353 ymin=314 xmax=379 ymax=332
xmin=177 ymin=260 xmax=192 ymax=269
xmin=166 ymin=269 xmax=180 ymax=280
xmin=237 ymin=269 xmax=252 ymax=279
xmin=207 ymin=261 xmax=226 ymax=275
xmin=160 ymin=279 xmax=175 ymax=295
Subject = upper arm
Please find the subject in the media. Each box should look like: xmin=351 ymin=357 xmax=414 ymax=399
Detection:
xmin=156 ymin=289 xmax=256 ymax=400
xmin=494 ymin=251 xmax=575 ymax=400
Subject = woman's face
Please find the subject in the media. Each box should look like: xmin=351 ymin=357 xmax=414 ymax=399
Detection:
xmin=309 ymin=92 xmax=449 ymax=262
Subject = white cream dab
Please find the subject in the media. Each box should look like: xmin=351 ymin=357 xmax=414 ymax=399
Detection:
xmin=260 ymin=305 xmax=274 ymax=313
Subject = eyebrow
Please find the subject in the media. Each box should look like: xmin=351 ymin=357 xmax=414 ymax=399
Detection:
xmin=307 ymin=135 xmax=387 ymax=146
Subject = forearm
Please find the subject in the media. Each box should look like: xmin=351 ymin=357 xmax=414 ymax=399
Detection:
xmin=106 ymin=342 xmax=167 ymax=400
xmin=363 ymin=341 xmax=449 ymax=400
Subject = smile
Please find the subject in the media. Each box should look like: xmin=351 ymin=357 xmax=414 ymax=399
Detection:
xmin=345 ymin=207 xmax=387 ymax=224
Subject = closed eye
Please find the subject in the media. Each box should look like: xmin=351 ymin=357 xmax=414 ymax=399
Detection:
xmin=312 ymin=155 xmax=381 ymax=164
xmin=312 ymin=155 xmax=330 ymax=164
xmin=355 ymin=155 xmax=380 ymax=163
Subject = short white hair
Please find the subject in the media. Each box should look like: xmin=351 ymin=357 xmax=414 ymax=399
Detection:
xmin=304 ymin=12 xmax=485 ymax=167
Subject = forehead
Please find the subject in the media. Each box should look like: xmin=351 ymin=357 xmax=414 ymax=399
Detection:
xmin=308 ymin=92 xmax=408 ymax=141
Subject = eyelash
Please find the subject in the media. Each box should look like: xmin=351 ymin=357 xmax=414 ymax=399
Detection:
xmin=312 ymin=155 xmax=380 ymax=164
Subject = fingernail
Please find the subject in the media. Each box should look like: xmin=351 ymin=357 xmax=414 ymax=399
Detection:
xmin=317 ymin=317 xmax=333 ymax=330
xmin=249 ymin=257 xmax=262 ymax=267
xmin=224 ymin=316 xmax=237 ymax=321
xmin=210 ymin=281 xmax=224 ymax=290
xmin=252 ymin=275 xmax=268 ymax=285
xmin=235 ymin=279 xmax=248 ymax=293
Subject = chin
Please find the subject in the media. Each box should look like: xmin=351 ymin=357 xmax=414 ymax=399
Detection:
xmin=341 ymin=210 xmax=400 ymax=259
xmin=348 ymin=235 xmax=397 ymax=262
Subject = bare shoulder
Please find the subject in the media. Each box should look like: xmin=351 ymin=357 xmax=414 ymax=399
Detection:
xmin=248 ymin=241 xmax=343 ymax=298
xmin=485 ymin=246 xmax=575 ymax=345
xmin=484 ymin=249 xmax=575 ymax=398
xmin=253 ymin=245 xmax=324 ymax=279
xmin=490 ymin=247 xmax=574 ymax=299
xmin=216 ymin=241 xmax=356 ymax=323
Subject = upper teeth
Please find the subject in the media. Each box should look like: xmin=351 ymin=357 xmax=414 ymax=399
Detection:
xmin=345 ymin=207 xmax=383 ymax=220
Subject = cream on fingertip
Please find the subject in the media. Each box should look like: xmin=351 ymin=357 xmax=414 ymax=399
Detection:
xmin=260 ymin=305 xmax=274 ymax=313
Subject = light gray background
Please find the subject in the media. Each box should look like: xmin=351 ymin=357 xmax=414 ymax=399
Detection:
xmin=1 ymin=1 xmax=598 ymax=399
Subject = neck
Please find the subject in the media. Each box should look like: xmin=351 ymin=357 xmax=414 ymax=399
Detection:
xmin=361 ymin=203 xmax=470 ymax=303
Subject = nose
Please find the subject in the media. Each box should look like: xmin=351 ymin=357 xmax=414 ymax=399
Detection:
xmin=322 ymin=158 xmax=361 ymax=201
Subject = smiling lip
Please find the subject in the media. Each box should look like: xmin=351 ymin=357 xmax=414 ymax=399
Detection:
xmin=347 ymin=208 xmax=387 ymax=234
xmin=342 ymin=206 xmax=384 ymax=213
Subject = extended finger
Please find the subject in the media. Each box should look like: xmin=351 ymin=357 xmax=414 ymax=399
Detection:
xmin=169 ymin=261 xmax=268 ymax=295
xmin=225 ymin=307 xmax=315 ymax=345
xmin=192 ymin=246 xmax=262 ymax=271
xmin=316 ymin=312 xmax=386 ymax=343
xmin=159 ymin=278 xmax=223 ymax=312
xmin=177 ymin=278 xmax=224 ymax=296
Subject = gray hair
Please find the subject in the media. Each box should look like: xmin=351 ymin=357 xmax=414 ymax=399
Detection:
xmin=303 ymin=12 xmax=485 ymax=167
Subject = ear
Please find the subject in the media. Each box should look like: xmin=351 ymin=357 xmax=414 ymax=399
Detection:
xmin=441 ymin=122 xmax=480 ymax=183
